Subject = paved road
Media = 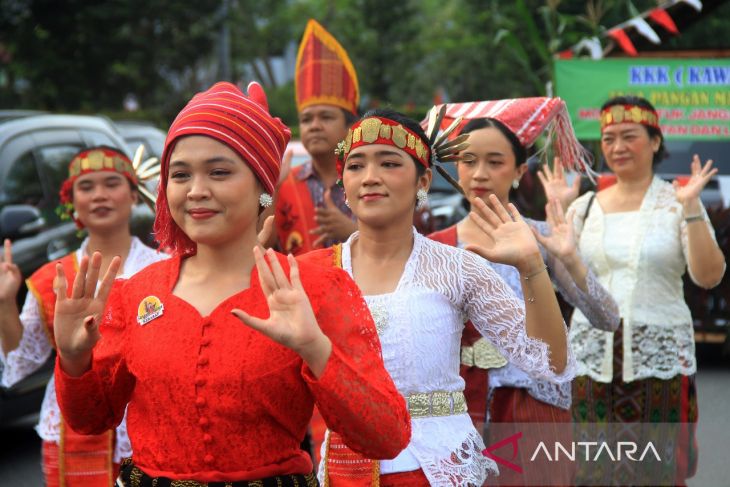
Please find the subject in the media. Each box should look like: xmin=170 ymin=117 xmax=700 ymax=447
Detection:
xmin=2 ymin=347 xmax=728 ymax=486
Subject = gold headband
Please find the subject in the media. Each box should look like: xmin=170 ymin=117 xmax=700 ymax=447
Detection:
xmin=600 ymin=104 xmax=659 ymax=131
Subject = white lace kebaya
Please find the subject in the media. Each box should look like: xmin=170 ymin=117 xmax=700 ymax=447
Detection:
xmin=461 ymin=219 xmax=620 ymax=411
xmin=320 ymin=228 xmax=575 ymax=486
xmin=0 ymin=237 xmax=166 ymax=463
xmin=569 ymin=176 xmax=726 ymax=383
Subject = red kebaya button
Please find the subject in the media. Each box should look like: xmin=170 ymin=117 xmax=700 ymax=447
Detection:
xmin=198 ymin=417 xmax=209 ymax=427
xmin=195 ymin=376 xmax=206 ymax=386
xmin=195 ymin=396 xmax=206 ymax=407
xmin=197 ymin=356 xmax=209 ymax=366
xmin=203 ymin=434 xmax=213 ymax=443
xmin=204 ymin=454 xmax=214 ymax=464
xmin=202 ymin=319 xmax=212 ymax=328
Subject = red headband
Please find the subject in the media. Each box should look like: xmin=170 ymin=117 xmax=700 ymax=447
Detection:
xmin=600 ymin=104 xmax=660 ymax=132
xmin=336 ymin=116 xmax=430 ymax=177
xmin=58 ymin=147 xmax=137 ymax=229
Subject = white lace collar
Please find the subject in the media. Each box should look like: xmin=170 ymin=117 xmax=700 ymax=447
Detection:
xmin=342 ymin=227 xmax=424 ymax=295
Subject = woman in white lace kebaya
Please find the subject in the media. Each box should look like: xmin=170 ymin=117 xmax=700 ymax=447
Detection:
xmin=308 ymin=108 xmax=575 ymax=487
xmin=429 ymin=101 xmax=621 ymax=486
xmin=568 ymin=96 xmax=726 ymax=485
xmin=0 ymin=147 xmax=166 ymax=486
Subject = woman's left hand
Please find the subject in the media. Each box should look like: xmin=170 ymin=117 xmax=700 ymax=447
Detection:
xmin=532 ymin=198 xmax=578 ymax=262
xmin=674 ymin=155 xmax=717 ymax=205
xmin=466 ymin=194 xmax=541 ymax=269
xmin=232 ymin=248 xmax=330 ymax=362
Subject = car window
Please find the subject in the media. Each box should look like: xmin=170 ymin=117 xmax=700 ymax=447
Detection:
xmin=2 ymin=152 xmax=44 ymax=207
xmin=81 ymin=129 xmax=119 ymax=150
xmin=34 ymin=145 xmax=85 ymax=218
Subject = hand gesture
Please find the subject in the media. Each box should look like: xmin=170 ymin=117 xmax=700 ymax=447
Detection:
xmin=232 ymin=248 xmax=329 ymax=361
xmin=673 ymin=155 xmax=717 ymax=205
xmin=53 ymin=252 xmax=120 ymax=364
xmin=256 ymin=215 xmax=275 ymax=249
xmin=0 ymin=239 xmax=22 ymax=303
xmin=532 ymin=199 xmax=578 ymax=262
xmin=537 ymin=157 xmax=580 ymax=212
xmin=466 ymin=194 xmax=541 ymax=270
xmin=312 ymin=189 xmax=356 ymax=247
xmin=276 ymin=149 xmax=293 ymax=188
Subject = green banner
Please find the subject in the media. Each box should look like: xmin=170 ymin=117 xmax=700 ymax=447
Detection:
xmin=555 ymin=58 xmax=730 ymax=140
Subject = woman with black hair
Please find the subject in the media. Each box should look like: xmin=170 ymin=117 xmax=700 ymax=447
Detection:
xmin=428 ymin=97 xmax=620 ymax=486
xmin=305 ymin=108 xmax=574 ymax=486
xmin=0 ymin=146 xmax=166 ymax=486
xmin=568 ymin=95 xmax=725 ymax=484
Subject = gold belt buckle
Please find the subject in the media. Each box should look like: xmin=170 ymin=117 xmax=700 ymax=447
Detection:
xmin=461 ymin=338 xmax=508 ymax=369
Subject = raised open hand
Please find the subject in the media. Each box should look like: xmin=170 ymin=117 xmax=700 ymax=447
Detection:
xmin=673 ymin=154 xmax=717 ymax=205
xmin=537 ymin=157 xmax=581 ymax=212
xmin=532 ymin=198 xmax=578 ymax=262
xmin=232 ymin=248 xmax=328 ymax=359
xmin=53 ymin=252 xmax=120 ymax=365
xmin=0 ymin=239 xmax=22 ymax=303
xmin=466 ymin=194 xmax=541 ymax=270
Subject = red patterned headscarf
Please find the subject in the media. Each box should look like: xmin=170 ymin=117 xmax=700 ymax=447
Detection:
xmin=155 ymin=81 xmax=291 ymax=255
xmin=58 ymin=146 xmax=137 ymax=229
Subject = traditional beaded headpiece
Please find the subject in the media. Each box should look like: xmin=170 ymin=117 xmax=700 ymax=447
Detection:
xmin=335 ymin=106 xmax=472 ymax=195
xmin=57 ymin=147 xmax=141 ymax=229
xmin=600 ymin=104 xmax=660 ymax=132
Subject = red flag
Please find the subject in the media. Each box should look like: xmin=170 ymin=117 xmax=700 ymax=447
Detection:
xmin=608 ymin=28 xmax=637 ymax=56
xmin=648 ymin=8 xmax=679 ymax=34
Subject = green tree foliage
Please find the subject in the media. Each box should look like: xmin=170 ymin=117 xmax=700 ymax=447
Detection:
xmin=0 ymin=0 xmax=728 ymax=124
xmin=0 ymin=0 xmax=220 ymax=118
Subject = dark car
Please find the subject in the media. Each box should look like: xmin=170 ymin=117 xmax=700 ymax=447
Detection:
xmin=0 ymin=114 xmax=156 ymax=425
xmin=113 ymin=120 xmax=167 ymax=159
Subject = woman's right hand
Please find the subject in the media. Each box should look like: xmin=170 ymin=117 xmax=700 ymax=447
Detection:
xmin=53 ymin=252 xmax=120 ymax=373
xmin=537 ymin=157 xmax=580 ymax=212
xmin=0 ymin=239 xmax=22 ymax=303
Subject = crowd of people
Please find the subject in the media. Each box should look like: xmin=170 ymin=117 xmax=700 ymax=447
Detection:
xmin=0 ymin=18 xmax=725 ymax=487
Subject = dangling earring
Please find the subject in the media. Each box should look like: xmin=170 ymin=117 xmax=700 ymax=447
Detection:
xmin=416 ymin=188 xmax=428 ymax=209
xmin=259 ymin=193 xmax=273 ymax=208
xmin=344 ymin=198 xmax=350 ymax=208
xmin=512 ymin=179 xmax=520 ymax=190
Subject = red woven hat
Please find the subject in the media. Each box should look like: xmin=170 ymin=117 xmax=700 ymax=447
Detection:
xmin=295 ymin=19 xmax=359 ymax=115
xmin=155 ymin=81 xmax=291 ymax=255
xmin=426 ymin=97 xmax=593 ymax=175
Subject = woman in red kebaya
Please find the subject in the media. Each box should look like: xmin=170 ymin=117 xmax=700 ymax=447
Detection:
xmin=51 ymin=81 xmax=409 ymax=486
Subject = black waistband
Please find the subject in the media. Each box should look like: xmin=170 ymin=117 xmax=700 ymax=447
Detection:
xmin=118 ymin=460 xmax=319 ymax=487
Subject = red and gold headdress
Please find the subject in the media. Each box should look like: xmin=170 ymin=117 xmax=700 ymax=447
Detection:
xmin=600 ymin=104 xmax=659 ymax=132
xmin=336 ymin=107 xmax=472 ymax=195
xmin=295 ymin=19 xmax=359 ymax=115
xmin=425 ymin=97 xmax=594 ymax=177
xmin=58 ymin=147 xmax=139 ymax=228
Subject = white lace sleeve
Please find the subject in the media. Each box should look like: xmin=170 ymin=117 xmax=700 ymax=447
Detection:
xmin=458 ymin=249 xmax=574 ymax=383
xmin=0 ymin=292 xmax=53 ymax=388
xmin=532 ymin=220 xmax=620 ymax=332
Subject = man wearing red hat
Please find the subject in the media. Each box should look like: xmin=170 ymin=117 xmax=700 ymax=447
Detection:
xmin=275 ymin=19 xmax=359 ymax=255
